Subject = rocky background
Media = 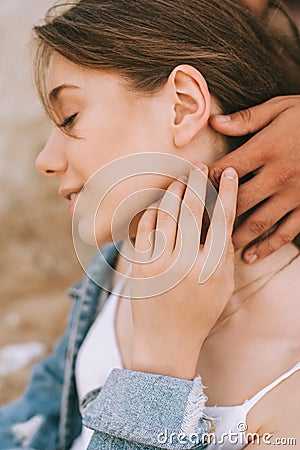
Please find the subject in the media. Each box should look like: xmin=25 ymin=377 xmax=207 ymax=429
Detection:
xmin=0 ymin=0 xmax=85 ymax=405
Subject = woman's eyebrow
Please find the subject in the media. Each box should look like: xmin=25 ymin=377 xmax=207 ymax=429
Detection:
xmin=49 ymin=84 xmax=81 ymax=103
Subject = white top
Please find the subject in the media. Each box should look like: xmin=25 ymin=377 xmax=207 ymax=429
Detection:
xmin=70 ymin=264 xmax=131 ymax=450
xmin=204 ymin=360 xmax=300 ymax=448
xmin=71 ymin=266 xmax=300 ymax=449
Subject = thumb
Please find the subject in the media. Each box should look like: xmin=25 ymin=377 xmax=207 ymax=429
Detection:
xmin=210 ymin=97 xmax=288 ymax=136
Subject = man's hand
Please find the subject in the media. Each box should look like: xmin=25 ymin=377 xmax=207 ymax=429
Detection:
xmin=209 ymin=96 xmax=300 ymax=265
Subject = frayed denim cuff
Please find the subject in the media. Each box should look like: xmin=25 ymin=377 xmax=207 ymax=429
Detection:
xmin=82 ymin=368 xmax=214 ymax=449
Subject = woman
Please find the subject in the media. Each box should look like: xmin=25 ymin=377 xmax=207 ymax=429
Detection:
xmin=1 ymin=0 xmax=300 ymax=449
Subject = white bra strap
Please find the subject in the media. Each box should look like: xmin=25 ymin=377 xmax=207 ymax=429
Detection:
xmin=244 ymin=361 xmax=300 ymax=411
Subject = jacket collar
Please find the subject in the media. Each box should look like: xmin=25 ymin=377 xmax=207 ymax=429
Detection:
xmin=66 ymin=240 xmax=124 ymax=299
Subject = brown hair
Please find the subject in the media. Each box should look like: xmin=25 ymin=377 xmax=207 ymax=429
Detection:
xmin=33 ymin=0 xmax=300 ymax=123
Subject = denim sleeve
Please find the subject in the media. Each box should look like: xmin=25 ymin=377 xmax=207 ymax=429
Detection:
xmin=0 ymin=329 xmax=70 ymax=450
xmin=82 ymin=368 xmax=214 ymax=449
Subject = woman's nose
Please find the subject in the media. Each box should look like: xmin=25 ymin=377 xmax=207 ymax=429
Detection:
xmin=35 ymin=129 xmax=67 ymax=176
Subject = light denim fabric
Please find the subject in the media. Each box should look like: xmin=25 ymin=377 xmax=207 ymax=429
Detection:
xmin=0 ymin=240 xmax=213 ymax=450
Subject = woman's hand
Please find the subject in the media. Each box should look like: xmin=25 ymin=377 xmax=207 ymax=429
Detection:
xmin=129 ymin=164 xmax=238 ymax=380
xmin=209 ymin=95 xmax=300 ymax=265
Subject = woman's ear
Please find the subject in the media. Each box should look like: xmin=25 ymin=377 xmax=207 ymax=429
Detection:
xmin=168 ymin=64 xmax=211 ymax=148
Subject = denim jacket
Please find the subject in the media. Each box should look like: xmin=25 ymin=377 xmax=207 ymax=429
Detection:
xmin=0 ymin=240 xmax=213 ymax=450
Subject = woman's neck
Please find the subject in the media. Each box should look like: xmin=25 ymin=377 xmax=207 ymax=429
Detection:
xmin=209 ymin=242 xmax=300 ymax=334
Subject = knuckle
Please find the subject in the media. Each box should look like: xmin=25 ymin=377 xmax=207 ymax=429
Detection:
xmin=236 ymin=194 xmax=246 ymax=215
xmin=275 ymin=95 xmax=295 ymax=109
xmin=213 ymin=210 xmax=233 ymax=235
xmin=222 ymin=240 xmax=235 ymax=262
xmin=278 ymin=229 xmax=294 ymax=244
xmin=275 ymin=167 xmax=297 ymax=187
xmin=210 ymin=166 xmax=224 ymax=186
xmin=137 ymin=221 xmax=150 ymax=234
xmin=170 ymin=178 xmax=184 ymax=190
xmin=223 ymin=206 xmax=235 ymax=224
xmin=185 ymin=198 xmax=202 ymax=217
xmin=273 ymin=95 xmax=288 ymax=105
xmin=238 ymin=108 xmax=253 ymax=132
xmin=137 ymin=215 xmax=153 ymax=233
xmin=157 ymin=210 xmax=173 ymax=224
xmin=248 ymin=218 xmax=271 ymax=236
xmin=265 ymin=238 xmax=277 ymax=254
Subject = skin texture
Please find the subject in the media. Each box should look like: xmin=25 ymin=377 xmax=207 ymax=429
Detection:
xmin=36 ymin=48 xmax=300 ymax=445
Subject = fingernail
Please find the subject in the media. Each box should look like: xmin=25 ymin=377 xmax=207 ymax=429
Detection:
xmin=215 ymin=115 xmax=231 ymax=123
xmin=246 ymin=253 xmax=258 ymax=264
xmin=224 ymin=167 xmax=237 ymax=179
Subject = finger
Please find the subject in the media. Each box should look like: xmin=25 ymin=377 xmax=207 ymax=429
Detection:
xmin=209 ymin=96 xmax=293 ymax=136
xmin=233 ymin=168 xmax=278 ymax=217
xmin=232 ymin=192 xmax=297 ymax=251
xmin=134 ymin=199 xmax=160 ymax=261
xmin=203 ymin=167 xmax=238 ymax=267
xmin=207 ymin=130 xmax=270 ymax=189
xmin=153 ymin=175 xmax=187 ymax=260
xmin=174 ymin=164 xmax=208 ymax=255
xmin=241 ymin=208 xmax=300 ymax=264
xmin=234 ymin=165 xmax=298 ymax=217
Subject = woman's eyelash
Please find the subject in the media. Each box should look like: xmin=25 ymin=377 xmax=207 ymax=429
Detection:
xmin=58 ymin=113 xmax=78 ymax=129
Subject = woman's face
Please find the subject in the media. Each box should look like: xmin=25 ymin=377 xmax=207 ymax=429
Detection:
xmin=36 ymin=53 xmax=224 ymax=246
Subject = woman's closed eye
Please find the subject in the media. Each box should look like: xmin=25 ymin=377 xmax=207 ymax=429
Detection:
xmin=58 ymin=113 xmax=78 ymax=130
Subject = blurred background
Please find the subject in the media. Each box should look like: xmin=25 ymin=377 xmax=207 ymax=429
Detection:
xmin=0 ymin=0 xmax=84 ymax=405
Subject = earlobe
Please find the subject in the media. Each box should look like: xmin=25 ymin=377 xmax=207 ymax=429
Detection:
xmin=169 ymin=64 xmax=211 ymax=148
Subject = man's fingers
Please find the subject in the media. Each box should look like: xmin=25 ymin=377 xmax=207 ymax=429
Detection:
xmin=208 ymin=133 xmax=268 ymax=189
xmin=241 ymin=208 xmax=300 ymax=264
xmin=210 ymin=96 xmax=295 ymax=136
xmin=233 ymin=168 xmax=278 ymax=217
xmin=232 ymin=193 xmax=296 ymax=251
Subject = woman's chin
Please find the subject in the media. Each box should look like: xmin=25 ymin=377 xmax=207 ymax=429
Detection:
xmin=76 ymin=219 xmax=99 ymax=246
xmin=75 ymin=209 xmax=139 ymax=250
